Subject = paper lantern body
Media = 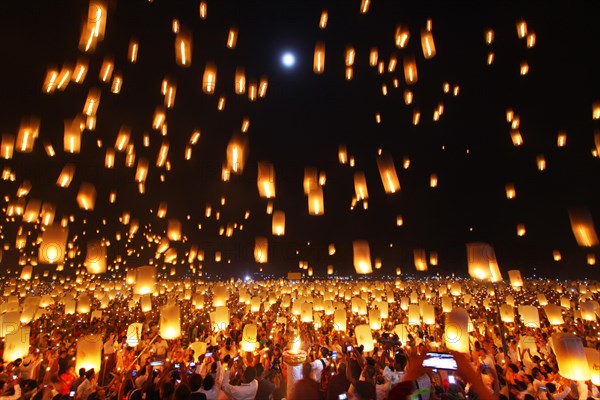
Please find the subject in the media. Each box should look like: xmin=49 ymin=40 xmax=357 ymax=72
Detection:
xmin=76 ymin=334 xmax=103 ymax=373
xmin=584 ymin=347 xmax=600 ymax=385
xmin=466 ymin=242 xmax=502 ymax=282
xmin=408 ymin=305 xmax=421 ymax=325
xmin=39 ymin=225 xmax=68 ymax=264
xmin=160 ymin=305 xmax=181 ymax=340
xmin=508 ymin=270 xmax=523 ymax=287
xmin=3 ymin=325 xmax=30 ymax=362
xmin=422 ymin=304 xmax=436 ymax=325
xmin=444 ymin=308 xmax=470 ymax=353
xmin=241 ymin=324 xmax=258 ymax=352
xmin=518 ymin=305 xmax=540 ymax=328
xmin=126 ymin=323 xmax=143 ymax=347
xmin=334 ymin=308 xmax=347 ymax=331
xmin=544 ymin=304 xmax=564 ymax=325
xmin=368 ymin=309 xmax=381 ymax=330
xmin=210 ymin=306 xmax=229 ymax=332
xmin=355 ymin=324 xmax=374 ymax=352
xmin=551 ymin=333 xmax=591 ymax=381
xmin=134 ymin=266 xmax=156 ymax=295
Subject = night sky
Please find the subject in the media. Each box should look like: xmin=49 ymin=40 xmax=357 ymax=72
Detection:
xmin=1 ymin=0 xmax=600 ymax=280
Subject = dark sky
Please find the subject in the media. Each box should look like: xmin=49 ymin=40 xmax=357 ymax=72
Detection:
xmin=0 ymin=0 xmax=599 ymax=280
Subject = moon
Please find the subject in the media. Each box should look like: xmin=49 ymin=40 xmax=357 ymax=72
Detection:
xmin=281 ymin=52 xmax=296 ymax=68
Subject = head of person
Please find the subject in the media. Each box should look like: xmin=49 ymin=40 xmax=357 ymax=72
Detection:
xmin=188 ymin=374 xmax=203 ymax=392
xmin=301 ymin=362 xmax=312 ymax=379
xmin=243 ymin=366 xmax=257 ymax=383
xmin=202 ymin=374 xmax=215 ymax=390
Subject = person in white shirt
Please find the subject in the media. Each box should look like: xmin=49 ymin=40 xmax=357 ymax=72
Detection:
xmin=152 ymin=335 xmax=169 ymax=360
xmin=220 ymin=366 xmax=258 ymax=400
xmin=0 ymin=378 xmax=21 ymax=400
xmin=309 ymin=347 xmax=329 ymax=383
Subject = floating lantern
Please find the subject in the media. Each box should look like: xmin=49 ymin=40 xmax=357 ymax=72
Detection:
xmin=550 ymin=333 xmax=591 ymax=381
xmin=466 ymin=242 xmax=502 ymax=282
xmin=414 ymin=248 xmax=428 ymax=271
xmin=314 ymin=42 xmax=325 ymax=74
xmin=444 ymin=308 xmax=470 ymax=353
xmin=210 ymin=306 xmax=229 ymax=332
xmin=141 ymin=294 xmax=152 ymax=312
xmin=126 ymin=323 xmax=143 ymax=347
xmin=226 ymin=133 xmax=248 ymax=174
xmin=403 ymin=55 xmax=418 ymax=84
xmin=77 ymin=182 xmax=96 ymax=211
xmin=568 ymin=208 xmax=599 ymax=247
xmin=76 ymin=334 xmax=103 ymax=373
xmin=85 ymin=241 xmax=106 ymax=274
xmin=241 ymin=324 xmax=258 ymax=352
xmin=272 ymin=211 xmax=285 ymax=236
xmin=544 ymin=304 xmax=564 ymax=325
xmin=39 ymin=224 xmax=68 ymax=264
xmin=308 ymin=187 xmax=324 ymax=215
xmin=353 ymin=240 xmax=372 ymax=274
xmin=395 ymin=25 xmax=410 ymax=48
xmin=160 ymin=305 xmax=181 ymax=339
xmin=355 ymin=324 xmax=374 ymax=352
xmin=508 ymin=270 xmax=523 ymax=287
xmin=376 ymin=153 xmax=400 ymax=194
xmin=584 ymin=348 xmax=600 ymax=385
xmin=254 ymin=236 xmax=268 ymax=263
xmin=134 ymin=266 xmax=156 ymax=295
xmin=175 ymin=30 xmax=192 ymax=67
xmin=422 ymin=304 xmax=435 ymax=325
xmin=3 ymin=326 xmax=30 ymax=362
xmin=420 ymin=29 xmax=436 ymax=59
xmin=354 ymin=171 xmax=369 ymax=200
xmin=441 ymin=296 xmax=453 ymax=313
xmin=257 ymin=161 xmax=276 ymax=198
xmin=518 ymin=305 xmax=540 ymax=328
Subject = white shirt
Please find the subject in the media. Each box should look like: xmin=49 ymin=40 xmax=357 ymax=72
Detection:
xmin=310 ymin=358 xmax=327 ymax=383
xmin=220 ymin=371 xmax=258 ymax=400
xmin=382 ymin=366 xmax=405 ymax=388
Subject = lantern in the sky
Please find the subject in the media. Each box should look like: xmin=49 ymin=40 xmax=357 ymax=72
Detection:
xmin=403 ymin=55 xmax=418 ymax=84
xmin=16 ymin=116 xmax=40 ymax=153
xmin=254 ymin=236 xmax=268 ymax=263
xmin=134 ymin=266 xmax=156 ymax=295
xmin=257 ymin=161 xmax=276 ymax=198
xmin=226 ymin=133 xmax=248 ymax=174
xmin=175 ymin=30 xmax=192 ymax=67
xmin=550 ymin=333 xmax=591 ymax=381
xmin=126 ymin=323 xmax=143 ymax=347
xmin=444 ymin=308 xmax=470 ymax=353
xmin=313 ymin=41 xmax=325 ymax=74
xmin=39 ymin=224 xmax=68 ymax=264
xmin=584 ymin=347 xmax=600 ymax=385
xmin=376 ymin=153 xmax=400 ymax=194
xmin=508 ymin=270 xmax=524 ymax=288
xmin=466 ymin=242 xmax=502 ymax=282
xmin=355 ymin=324 xmax=374 ymax=352
xmin=77 ymin=182 xmax=97 ymax=211
xmin=76 ymin=334 xmax=103 ymax=373
xmin=210 ymin=306 xmax=229 ymax=332
xmin=420 ymin=29 xmax=436 ymax=59
xmin=568 ymin=208 xmax=599 ymax=247
xmin=272 ymin=211 xmax=285 ymax=236
xmin=354 ymin=171 xmax=369 ymax=200
xmin=3 ymin=326 xmax=30 ymax=362
xmin=308 ymin=187 xmax=324 ymax=215
xmin=334 ymin=308 xmax=346 ymax=331
xmin=241 ymin=324 xmax=258 ymax=352
xmin=414 ymin=248 xmax=428 ymax=271
xmin=353 ymin=240 xmax=372 ymax=274
xmin=85 ymin=241 xmax=106 ymax=274
xmin=160 ymin=305 xmax=181 ymax=339
xmin=544 ymin=304 xmax=564 ymax=325
xmin=518 ymin=305 xmax=540 ymax=328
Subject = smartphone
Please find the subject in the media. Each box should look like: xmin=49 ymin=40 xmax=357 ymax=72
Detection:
xmin=205 ymin=352 xmax=213 ymax=357
xmin=174 ymin=363 xmax=181 ymax=369
xmin=332 ymin=350 xmax=337 ymax=360
xmin=131 ymin=369 xmax=137 ymax=377
xmin=448 ymin=375 xmax=456 ymax=384
xmin=234 ymin=356 xmax=240 ymax=361
xmin=538 ymin=386 xmax=547 ymax=392
xmin=12 ymin=375 xmax=17 ymax=380
xmin=150 ymin=361 xmax=164 ymax=366
xmin=422 ymin=352 xmax=458 ymax=370
xmin=189 ymin=362 xmax=196 ymax=367
xmin=338 ymin=394 xmax=348 ymax=400
xmin=69 ymin=391 xmax=76 ymax=397
xmin=346 ymin=345 xmax=353 ymax=353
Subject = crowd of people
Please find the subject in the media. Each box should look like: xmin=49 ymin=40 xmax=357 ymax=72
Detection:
xmin=0 ymin=277 xmax=598 ymax=400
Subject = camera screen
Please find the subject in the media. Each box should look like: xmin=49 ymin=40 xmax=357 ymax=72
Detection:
xmin=422 ymin=352 xmax=458 ymax=370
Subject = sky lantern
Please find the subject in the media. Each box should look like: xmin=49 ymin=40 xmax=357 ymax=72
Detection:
xmin=580 ymin=301 xmax=597 ymax=321
xmin=420 ymin=29 xmax=436 ymax=59
xmin=272 ymin=211 xmax=285 ymax=236
xmin=210 ymin=306 xmax=229 ymax=332
xmin=304 ymin=167 xmax=318 ymax=194
xmin=395 ymin=25 xmax=410 ymax=48
xmin=56 ymin=164 xmax=76 ymax=188
xmin=126 ymin=323 xmax=143 ymax=347
xmin=505 ymin=183 xmax=516 ymax=199
xmin=1 ymin=134 xmax=14 ymax=159
xmin=64 ymin=116 xmax=83 ymax=154
xmin=441 ymin=296 xmax=452 ymax=313
xmin=234 ymin=67 xmax=246 ymax=94
xmin=414 ymin=248 xmax=428 ymax=271
xmin=551 ymin=333 xmax=591 ymax=381
xmin=353 ymin=240 xmax=373 ymax=274
xmin=314 ymin=41 xmax=325 ymax=74
xmin=355 ymin=324 xmax=374 ymax=352
xmin=202 ymin=62 xmax=217 ymax=94
xmin=226 ymin=27 xmax=238 ymax=49
xmin=16 ymin=116 xmax=40 ymax=153
xmin=85 ymin=241 xmax=106 ymax=274
xmin=20 ymin=266 xmax=32 ymax=280
xmin=134 ymin=265 xmax=155 ymax=295
xmin=444 ymin=308 xmax=469 ymax=353
xmin=368 ymin=309 xmax=381 ymax=330
xmin=319 ymin=10 xmax=328 ymax=29
xmin=4 ymin=326 xmax=32 ymax=362
xmin=544 ymin=304 xmax=564 ymax=325
xmin=422 ymin=304 xmax=435 ymax=325
xmin=76 ymin=334 xmax=103 ymax=373
xmin=241 ymin=324 xmax=258 ymax=352
xmin=167 ymin=219 xmax=182 ymax=241
xmin=257 ymin=161 xmax=276 ymax=198
xmin=466 ymin=242 xmax=502 ymax=282
xmin=518 ymin=305 xmax=540 ymax=328
xmin=226 ymin=133 xmax=248 ymax=174
xmin=376 ymin=153 xmax=400 ymax=194
xmin=333 ymin=308 xmax=346 ymax=331
xmin=307 ymin=187 xmax=324 ymax=215
xmin=77 ymin=182 xmax=96 ymax=211
xmin=175 ymin=29 xmax=192 ymax=67
xmin=160 ymin=304 xmax=181 ymax=339
xmin=508 ymin=270 xmax=523 ymax=288
xmin=584 ymin=348 xmax=600 ymax=386
xmin=39 ymin=224 xmax=68 ymax=264
xmin=23 ymin=199 xmax=41 ymax=223
xmin=568 ymin=208 xmax=599 ymax=247
xmin=403 ymin=55 xmax=418 ymax=84
xmin=354 ymin=171 xmax=369 ymax=200
xmin=359 ymin=0 xmax=370 ymax=14
xmin=254 ymin=236 xmax=268 ymax=263
xmin=99 ymin=57 xmax=113 ymax=82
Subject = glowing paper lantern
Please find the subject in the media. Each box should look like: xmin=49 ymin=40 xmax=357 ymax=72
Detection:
xmin=550 ymin=333 xmax=591 ymax=381
xmin=167 ymin=219 xmax=182 ymax=241
xmin=210 ymin=306 xmax=229 ymax=332
xmin=444 ymin=308 xmax=469 ymax=353
xmin=254 ymin=236 xmax=268 ymax=263
xmin=508 ymin=270 xmax=523 ymax=287
xmin=77 ymin=294 xmax=91 ymax=313
xmin=537 ymin=294 xmax=548 ymax=306
xmin=85 ymin=241 xmax=106 ymax=274
xmin=308 ymin=187 xmax=324 ymax=215
xmin=355 ymin=324 xmax=374 ymax=352
xmin=0 ymin=312 xmax=20 ymax=338
xmin=420 ymin=29 xmax=436 ymax=59
xmin=403 ymin=55 xmax=418 ymax=84
xmin=584 ymin=348 xmax=600 ymax=385
xmin=202 ymin=62 xmax=217 ymax=94
xmin=126 ymin=323 xmax=143 ymax=347
xmin=241 ymin=324 xmax=258 ymax=352
xmin=354 ymin=171 xmax=369 ymax=201
xmin=3 ymin=326 xmax=30 ymax=362
xmin=77 ymin=182 xmax=96 ymax=210
xmin=160 ymin=305 xmax=181 ymax=339
xmin=544 ymin=304 xmax=564 ymax=325
xmin=414 ymin=249 xmax=428 ymax=271
xmin=226 ymin=133 xmax=248 ymax=174
xmin=39 ymin=224 xmax=68 ymax=264
xmin=334 ymin=308 xmax=346 ymax=331
xmin=16 ymin=116 xmax=40 ymax=153
xmin=272 ymin=211 xmax=285 ymax=236
xmin=257 ymin=161 xmax=276 ymax=198
xmin=76 ymin=334 xmax=103 ymax=373
xmin=376 ymin=153 xmax=400 ymax=194
xmin=301 ymin=303 xmax=313 ymax=322
xmin=368 ymin=309 xmax=381 ymax=330
xmin=422 ymin=304 xmax=435 ymax=325
xmin=466 ymin=242 xmax=502 ymax=282
xmin=20 ymin=266 xmax=33 ymax=280
xmin=141 ymin=294 xmax=152 ymax=312
xmin=518 ymin=305 xmax=540 ymax=328
xmin=175 ymin=30 xmax=192 ymax=67
xmin=313 ymin=41 xmax=325 ymax=74
xmin=581 ymin=301 xmax=597 ymax=321
xmin=408 ymin=304 xmax=420 ymax=325
xmin=134 ymin=266 xmax=156 ymax=295
xmin=568 ymin=208 xmax=600 ymax=247
xmin=353 ymin=240 xmax=373 ymax=274
xmin=441 ymin=296 xmax=453 ymax=313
